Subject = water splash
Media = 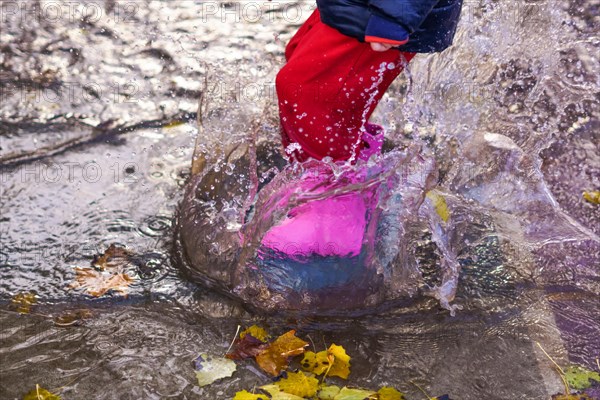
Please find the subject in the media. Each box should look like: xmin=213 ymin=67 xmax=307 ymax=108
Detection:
xmin=176 ymin=0 xmax=598 ymax=316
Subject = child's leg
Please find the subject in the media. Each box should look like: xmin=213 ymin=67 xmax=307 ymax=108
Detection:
xmin=283 ymin=9 xmax=321 ymax=62
xmin=276 ymin=10 xmax=415 ymax=162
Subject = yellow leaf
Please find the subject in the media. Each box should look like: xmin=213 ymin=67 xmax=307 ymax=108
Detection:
xmin=232 ymin=390 xmax=268 ymax=400
xmin=240 ymin=325 xmax=269 ymax=342
xmin=11 ymin=292 xmax=37 ymax=314
xmin=301 ymin=351 xmax=333 ymax=375
xmin=255 ymin=330 xmax=309 ymax=376
xmin=260 ymin=384 xmax=306 ymax=400
xmin=426 ymin=191 xmax=450 ymax=222
xmin=194 ymin=354 xmax=236 ymax=387
xmin=333 ymin=387 xmax=377 ymax=400
xmin=164 ymin=120 xmax=186 ymax=129
xmin=275 ymin=371 xmax=319 ymax=398
xmin=377 ymin=386 xmax=406 ymax=400
xmin=23 ymin=384 xmax=61 ymax=400
xmin=326 ymin=344 xmax=351 ymax=379
xmin=301 ymin=351 xmax=317 ymax=371
xmin=301 ymin=345 xmax=350 ymax=379
xmin=583 ymin=190 xmax=600 ymax=205
xmin=318 ymin=385 xmax=341 ymax=399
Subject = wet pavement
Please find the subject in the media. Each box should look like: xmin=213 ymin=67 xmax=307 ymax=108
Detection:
xmin=1 ymin=0 xmax=599 ymax=399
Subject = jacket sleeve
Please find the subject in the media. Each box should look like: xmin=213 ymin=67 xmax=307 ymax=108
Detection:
xmin=365 ymin=0 xmax=440 ymax=45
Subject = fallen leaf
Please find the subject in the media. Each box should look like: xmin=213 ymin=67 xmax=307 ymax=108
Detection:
xmin=53 ymin=309 xmax=93 ymax=327
xmin=233 ymin=390 xmax=268 ymax=400
xmin=565 ymin=366 xmax=600 ymax=390
xmin=327 ymin=344 xmax=351 ymax=379
xmin=240 ymin=325 xmax=269 ymax=342
xmin=318 ymin=385 xmax=341 ymax=399
xmin=274 ymin=371 xmax=319 ymax=398
xmin=193 ymin=353 xmax=236 ymax=387
xmin=255 ymin=330 xmax=309 ymax=376
xmin=301 ymin=344 xmax=350 ymax=379
xmin=551 ymin=394 xmax=591 ymax=400
xmin=260 ymin=384 xmax=306 ymax=400
xmin=164 ymin=120 xmax=186 ymax=129
xmin=23 ymin=385 xmax=61 ymax=400
xmin=317 ymin=385 xmax=341 ymax=400
xmin=432 ymin=396 xmax=453 ymax=400
xmin=11 ymin=292 xmax=37 ymax=314
xmin=92 ymin=244 xmax=132 ymax=270
xmin=583 ymin=191 xmax=600 ymax=205
xmin=226 ymin=333 xmax=268 ymax=360
xmin=377 ymin=386 xmax=406 ymax=400
xmin=333 ymin=387 xmax=377 ymax=400
xmin=301 ymin=351 xmax=333 ymax=376
xmin=69 ymin=245 xmax=136 ymax=297
xmin=426 ymin=191 xmax=450 ymax=222
xmin=70 ymin=267 xmax=133 ymax=297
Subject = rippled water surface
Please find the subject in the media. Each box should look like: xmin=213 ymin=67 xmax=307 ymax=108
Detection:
xmin=1 ymin=0 xmax=599 ymax=399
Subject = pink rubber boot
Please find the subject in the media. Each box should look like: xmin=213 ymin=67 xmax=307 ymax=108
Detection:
xmin=260 ymin=124 xmax=385 ymax=258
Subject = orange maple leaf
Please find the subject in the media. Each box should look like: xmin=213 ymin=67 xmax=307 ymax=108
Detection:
xmin=255 ymin=330 xmax=309 ymax=376
xmin=70 ymin=267 xmax=133 ymax=297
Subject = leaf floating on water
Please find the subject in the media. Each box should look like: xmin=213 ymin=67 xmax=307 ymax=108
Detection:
xmin=564 ymin=366 xmax=600 ymax=390
xmin=426 ymin=190 xmax=450 ymax=223
xmin=193 ymin=353 xmax=236 ymax=387
xmin=260 ymin=384 xmax=306 ymax=400
xmin=22 ymin=385 xmax=61 ymax=400
xmin=69 ymin=245 xmax=136 ymax=297
xmin=226 ymin=333 xmax=269 ymax=360
xmin=11 ymin=292 xmax=37 ymax=314
xmin=70 ymin=267 xmax=133 ymax=297
xmin=318 ymin=385 xmax=341 ymax=399
xmin=240 ymin=325 xmax=270 ymax=342
xmin=582 ymin=191 xmax=600 ymax=205
xmin=301 ymin=344 xmax=350 ymax=379
xmin=232 ymin=390 xmax=268 ymax=400
xmin=255 ymin=330 xmax=309 ymax=376
xmin=53 ymin=309 xmax=93 ymax=327
xmin=274 ymin=371 xmax=319 ymax=398
xmin=377 ymin=386 xmax=406 ymax=400
xmin=333 ymin=387 xmax=377 ymax=400
xmin=93 ymin=244 xmax=132 ymax=270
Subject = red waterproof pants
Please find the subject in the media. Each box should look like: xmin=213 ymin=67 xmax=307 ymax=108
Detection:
xmin=276 ymin=10 xmax=415 ymax=162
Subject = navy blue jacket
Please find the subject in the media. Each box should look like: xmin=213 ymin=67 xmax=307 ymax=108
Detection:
xmin=316 ymin=0 xmax=463 ymax=53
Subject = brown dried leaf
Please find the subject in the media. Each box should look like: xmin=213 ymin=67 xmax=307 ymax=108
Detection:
xmin=69 ymin=245 xmax=135 ymax=297
xmin=53 ymin=309 xmax=93 ymax=326
xmin=93 ymin=244 xmax=132 ymax=271
xmin=226 ymin=333 xmax=269 ymax=360
xmin=255 ymin=330 xmax=309 ymax=376
xmin=70 ymin=267 xmax=133 ymax=297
